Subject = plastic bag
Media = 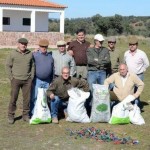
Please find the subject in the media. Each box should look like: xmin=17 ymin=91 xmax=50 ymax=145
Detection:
xmin=67 ymin=88 xmax=90 ymax=123
xmin=129 ymin=104 xmax=145 ymax=125
xmin=109 ymin=102 xmax=130 ymax=124
xmin=90 ymin=84 xmax=110 ymax=122
xmin=30 ymin=88 xmax=51 ymax=124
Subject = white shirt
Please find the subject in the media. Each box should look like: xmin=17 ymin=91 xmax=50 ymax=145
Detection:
xmin=121 ymin=73 xmax=128 ymax=87
xmin=124 ymin=49 xmax=149 ymax=74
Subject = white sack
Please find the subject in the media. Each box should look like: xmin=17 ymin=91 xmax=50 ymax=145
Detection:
xmin=67 ymin=88 xmax=90 ymax=123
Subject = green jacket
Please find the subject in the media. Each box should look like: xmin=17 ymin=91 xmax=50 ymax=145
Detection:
xmin=5 ymin=49 xmax=35 ymax=80
xmin=47 ymin=76 xmax=89 ymax=100
xmin=87 ymin=47 xmax=110 ymax=71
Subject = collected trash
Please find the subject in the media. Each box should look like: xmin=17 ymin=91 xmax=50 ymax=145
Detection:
xmin=90 ymin=84 xmax=110 ymax=122
xmin=66 ymin=127 xmax=139 ymax=145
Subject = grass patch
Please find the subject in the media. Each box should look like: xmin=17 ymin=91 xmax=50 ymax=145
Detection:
xmin=0 ymin=37 xmax=150 ymax=150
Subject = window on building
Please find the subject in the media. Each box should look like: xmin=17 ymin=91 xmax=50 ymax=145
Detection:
xmin=3 ymin=17 xmax=10 ymax=25
xmin=23 ymin=18 xmax=31 ymax=26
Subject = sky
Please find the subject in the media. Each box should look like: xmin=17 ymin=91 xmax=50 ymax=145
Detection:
xmin=49 ymin=0 xmax=150 ymax=18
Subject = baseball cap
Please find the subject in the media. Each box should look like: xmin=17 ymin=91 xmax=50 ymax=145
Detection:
xmin=94 ymin=34 xmax=105 ymax=41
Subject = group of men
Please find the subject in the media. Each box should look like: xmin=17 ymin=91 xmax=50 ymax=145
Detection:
xmin=5 ymin=28 xmax=149 ymax=124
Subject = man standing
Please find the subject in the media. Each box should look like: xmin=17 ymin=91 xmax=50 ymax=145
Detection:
xmin=107 ymin=37 xmax=121 ymax=76
xmin=67 ymin=29 xmax=90 ymax=79
xmin=124 ymin=37 xmax=149 ymax=109
xmin=30 ymin=39 xmax=54 ymax=116
xmin=87 ymin=34 xmax=110 ymax=91
xmin=52 ymin=40 xmax=76 ymax=77
xmin=47 ymin=67 xmax=89 ymax=124
xmin=124 ymin=37 xmax=149 ymax=81
xmin=5 ymin=38 xmax=35 ymax=124
xmin=104 ymin=63 xmax=144 ymax=108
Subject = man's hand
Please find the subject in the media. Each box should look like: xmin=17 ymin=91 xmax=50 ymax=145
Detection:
xmin=32 ymin=48 xmax=39 ymax=53
xmin=68 ymin=50 xmax=74 ymax=56
xmin=49 ymin=93 xmax=55 ymax=100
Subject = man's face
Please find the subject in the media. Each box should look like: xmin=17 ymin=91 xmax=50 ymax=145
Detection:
xmin=62 ymin=68 xmax=70 ymax=80
xmin=108 ymin=41 xmax=116 ymax=50
xmin=95 ymin=40 xmax=103 ymax=48
xmin=18 ymin=43 xmax=27 ymax=52
xmin=119 ymin=64 xmax=128 ymax=77
xmin=77 ymin=32 xmax=85 ymax=42
xmin=58 ymin=45 xmax=66 ymax=53
xmin=129 ymin=43 xmax=138 ymax=52
xmin=39 ymin=46 xmax=48 ymax=54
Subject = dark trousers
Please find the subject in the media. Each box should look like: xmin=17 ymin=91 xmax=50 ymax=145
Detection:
xmin=8 ymin=78 xmax=32 ymax=118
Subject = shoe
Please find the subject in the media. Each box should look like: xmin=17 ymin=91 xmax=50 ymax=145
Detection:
xmin=52 ymin=118 xmax=59 ymax=124
xmin=64 ymin=112 xmax=68 ymax=119
xmin=23 ymin=116 xmax=30 ymax=122
xmin=8 ymin=117 xmax=14 ymax=124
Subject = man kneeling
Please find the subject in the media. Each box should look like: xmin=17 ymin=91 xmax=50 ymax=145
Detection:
xmin=104 ymin=63 xmax=144 ymax=110
xmin=47 ymin=67 xmax=89 ymax=124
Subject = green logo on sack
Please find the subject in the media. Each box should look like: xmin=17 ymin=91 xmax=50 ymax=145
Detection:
xmin=96 ymin=104 xmax=108 ymax=112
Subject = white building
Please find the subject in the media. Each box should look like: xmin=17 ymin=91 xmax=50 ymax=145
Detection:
xmin=0 ymin=0 xmax=67 ymax=33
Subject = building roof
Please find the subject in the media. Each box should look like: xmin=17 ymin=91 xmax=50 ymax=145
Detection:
xmin=0 ymin=0 xmax=67 ymax=8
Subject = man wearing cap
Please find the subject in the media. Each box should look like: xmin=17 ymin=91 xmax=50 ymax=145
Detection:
xmin=107 ymin=37 xmax=121 ymax=76
xmin=52 ymin=40 xmax=76 ymax=77
xmin=87 ymin=34 xmax=110 ymax=91
xmin=124 ymin=37 xmax=149 ymax=81
xmin=67 ymin=29 xmax=90 ymax=79
xmin=124 ymin=37 xmax=149 ymax=108
xmin=30 ymin=39 xmax=54 ymax=116
xmin=5 ymin=38 xmax=35 ymax=124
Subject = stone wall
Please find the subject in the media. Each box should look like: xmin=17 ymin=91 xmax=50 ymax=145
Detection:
xmin=0 ymin=32 xmax=64 ymax=48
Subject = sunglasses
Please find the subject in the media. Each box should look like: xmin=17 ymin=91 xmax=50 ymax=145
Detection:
xmin=40 ymin=46 xmax=48 ymax=48
xmin=129 ymin=43 xmax=137 ymax=46
xmin=108 ymin=41 xmax=116 ymax=44
xmin=58 ymin=45 xmax=66 ymax=47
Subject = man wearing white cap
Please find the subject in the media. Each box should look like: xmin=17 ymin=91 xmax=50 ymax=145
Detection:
xmin=52 ymin=40 xmax=76 ymax=77
xmin=87 ymin=34 xmax=110 ymax=91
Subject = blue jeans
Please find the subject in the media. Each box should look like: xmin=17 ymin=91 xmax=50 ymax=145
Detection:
xmin=87 ymin=70 xmax=106 ymax=91
xmin=30 ymin=78 xmax=50 ymax=116
xmin=50 ymin=96 xmax=68 ymax=118
xmin=135 ymin=73 xmax=144 ymax=109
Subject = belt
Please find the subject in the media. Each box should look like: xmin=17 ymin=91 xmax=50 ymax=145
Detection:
xmin=137 ymin=72 xmax=143 ymax=75
xmin=54 ymin=75 xmax=59 ymax=78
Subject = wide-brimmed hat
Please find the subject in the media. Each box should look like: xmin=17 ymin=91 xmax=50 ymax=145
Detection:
xmin=94 ymin=34 xmax=105 ymax=41
xmin=39 ymin=39 xmax=49 ymax=46
xmin=18 ymin=38 xmax=28 ymax=44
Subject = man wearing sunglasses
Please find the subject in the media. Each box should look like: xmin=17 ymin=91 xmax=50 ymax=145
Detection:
xmin=107 ymin=37 xmax=121 ymax=77
xmin=124 ymin=37 xmax=149 ymax=81
xmin=30 ymin=39 xmax=54 ymax=116
xmin=124 ymin=37 xmax=149 ymax=108
xmin=52 ymin=40 xmax=76 ymax=78
xmin=87 ymin=34 xmax=110 ymax=91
